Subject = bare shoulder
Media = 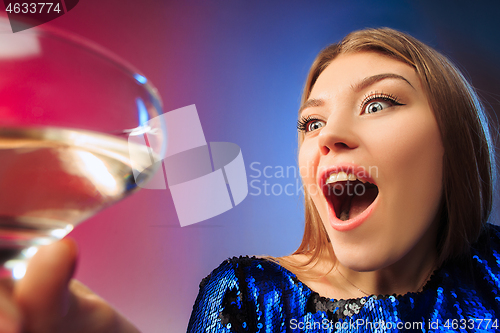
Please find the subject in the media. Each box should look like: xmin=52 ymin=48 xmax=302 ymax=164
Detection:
xmin=277 ymin=253 xmax=340 ymax=299
xmin=278 ymin=253 xmax=329 ymax=279
xmin=279 ymin=253 xmax=311 ymax=266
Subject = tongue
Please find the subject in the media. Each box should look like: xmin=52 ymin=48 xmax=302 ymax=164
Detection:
xmin=339 ymin=209 xmax=350 ymax=221
xmin=339 ymin=195 xmax=353 ymax=221
xmin=348 ymin=186 xmax=378 ymax=219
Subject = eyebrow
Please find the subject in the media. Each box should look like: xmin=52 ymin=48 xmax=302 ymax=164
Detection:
xmin=299 ymin=73 xmax=414 ymax=115
xmin=298 ymin=98 xmax=324 ymax=115
xmin=353 ymin=73 xmax=414 ymax=92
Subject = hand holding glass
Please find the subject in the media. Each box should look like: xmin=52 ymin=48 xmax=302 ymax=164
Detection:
xmin=0 ymin=21 xmax=166 ymax=279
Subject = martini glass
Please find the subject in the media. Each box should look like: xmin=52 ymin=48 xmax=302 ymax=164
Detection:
xmin=0 ymin=18 xmax=166 ymax=279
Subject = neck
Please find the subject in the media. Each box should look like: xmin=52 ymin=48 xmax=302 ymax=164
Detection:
xmin=281 ymin=222 xmax=440 ymax=300
xmin=335 ymin=249 xmax=436 ymax=298
xmin=326 ymin=225 xmax=439 ymax=299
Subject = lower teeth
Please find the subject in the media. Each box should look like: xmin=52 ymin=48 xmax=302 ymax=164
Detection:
xmin=339 ymin=209 xmax=349 ymax=221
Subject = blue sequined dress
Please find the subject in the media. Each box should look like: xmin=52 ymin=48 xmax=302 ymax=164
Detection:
xmin=187 ymin=224 xmax=500 ymax=332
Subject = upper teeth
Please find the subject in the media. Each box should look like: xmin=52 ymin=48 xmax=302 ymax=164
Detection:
xmin=325 ymin=171 xmax=366 ymax=184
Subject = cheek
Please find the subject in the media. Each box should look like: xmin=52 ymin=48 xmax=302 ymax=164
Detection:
xmin=374 ymin=111 xmax=444 ymax=221
xmin=367 ymin=107 xmax=443 ymax=175
xmin=391 ymin=118 xmax=442 ymax=183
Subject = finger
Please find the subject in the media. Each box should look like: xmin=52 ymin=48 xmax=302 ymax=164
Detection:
xmin=0 ymin=279 xmax=21 ymax=333
xmin=14 ymin=238 xmax=78 ymax=333
xmin=62 ymin=280 xmax=140 ymax=333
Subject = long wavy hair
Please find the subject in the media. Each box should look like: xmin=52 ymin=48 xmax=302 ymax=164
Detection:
xmin=293 ymin=27 xmax=496 ymax=268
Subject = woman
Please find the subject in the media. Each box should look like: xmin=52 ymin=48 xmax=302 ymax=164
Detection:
xmin=187 ymin=28 xmax=499 ymax=332
xmin=0 ymin=27 xmax=497 ymax=332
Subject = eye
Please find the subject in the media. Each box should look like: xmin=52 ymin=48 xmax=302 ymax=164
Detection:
xmin=363 ymin=100 xmax=392 ymax=114
xmin=297 ymin=116 xmax=326 ymax=133
xmin=307 ymin=119 xmax=325 ymax=132
xmin=361 ymin=93 xmax=404 ymax=114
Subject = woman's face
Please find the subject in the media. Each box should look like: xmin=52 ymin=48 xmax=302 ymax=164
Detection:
xmin=298 ymin=51 xmax=444 ymax=271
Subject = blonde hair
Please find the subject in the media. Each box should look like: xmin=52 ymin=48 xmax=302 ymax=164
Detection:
xmin=293 ymin=27 xmax=496 ymax=267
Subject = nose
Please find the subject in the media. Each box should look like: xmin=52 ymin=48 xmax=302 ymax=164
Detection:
xmin=318 ymin=112 xmax=359 ymax=155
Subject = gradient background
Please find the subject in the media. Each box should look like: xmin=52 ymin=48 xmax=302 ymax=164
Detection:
xmin=2 ymin=1 xmax=500 ymax=332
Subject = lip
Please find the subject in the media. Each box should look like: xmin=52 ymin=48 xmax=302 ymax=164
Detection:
xmin=319 ymin=163 xmax=378 ymax=232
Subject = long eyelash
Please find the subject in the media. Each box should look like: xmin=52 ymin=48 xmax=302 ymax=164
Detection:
xmin=360 ymin=91 xmax=403 ymax=109
xmin=297 ymin=115 xmax=320 ymax=132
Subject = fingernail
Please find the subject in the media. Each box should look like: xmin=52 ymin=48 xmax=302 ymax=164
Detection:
xmin=60 ymin=238 xmax=79 ymax=258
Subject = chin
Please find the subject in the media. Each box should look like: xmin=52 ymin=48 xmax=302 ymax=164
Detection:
xmin=334 ymin=247 xmax=398 ymax=272
xmin=338 ymin=258 xmax=382 ymax=273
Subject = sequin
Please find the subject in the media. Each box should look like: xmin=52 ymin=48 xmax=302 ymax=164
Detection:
xmin=187 ymin=224 xmax=500 ymax=332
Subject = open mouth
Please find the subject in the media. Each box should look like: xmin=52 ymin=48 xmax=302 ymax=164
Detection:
xmin=324 ymin=180 xmax=379 ymax=221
